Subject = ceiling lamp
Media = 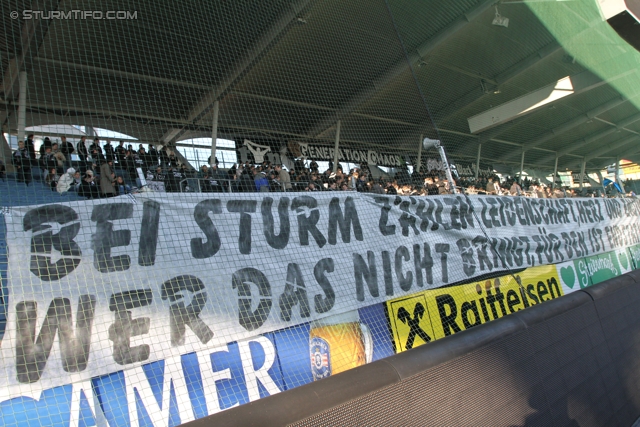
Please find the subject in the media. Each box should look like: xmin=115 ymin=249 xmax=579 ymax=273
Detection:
xmin=492 ymin=5 xmax=509 ymax=28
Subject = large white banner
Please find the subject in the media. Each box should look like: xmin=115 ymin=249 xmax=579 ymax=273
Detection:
xmin=2 ymin=193 xmax=640 ymax=399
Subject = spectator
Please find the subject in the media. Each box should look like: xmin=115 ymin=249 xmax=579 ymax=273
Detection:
xmin=51 ymin=142 xmax=66 ymax=174
xmin=254 ymin=170 xmax=269 ymax=192
xmin=57 ymin=168 xmax=77 ymax=194
xmin=371 ymin=178 xmax=384 ymax=194
xmin=12 ymin=140 xmax=32 ymax=185
xmin=115 ymin=140 xmax=126 ymax=165
xmin=238 ymin=169 xmax=255 ymax=192
xmin=209 ymin=164 xmax=226 ymax=193
xmin=509 ymin=180 xmax=522 ymax=196
xmin=77 ymin=136 xmax=88 ymax=165
xmin=40 ymin=146 xmax=57 ymax=179
xmin=90 ymin=145 xmax=105 ymax=166
xmin=25 ymin=134 xmax=36 ymax=159
xmin=123 ymin=150 xmax=137 ymax=182
xmin=60 ymin=136 xmax=74 ymax=169
xmin=148 ymin=144 xmax=159 ymax=168
xmin=45 ymin=168 xmax=59 ymax=190
xmin=153 ymin=166 xmax=165 ymax=182
xmin=164 ymin=165 xmax=181 ymax=192
xmin=115 ymin=176 xmax=132 ymax=195
xmin=167 ymin=151 xmax=179 ymax=168
xmin=134 ymin=148 xmax=147 ymax=172
xmin=275 ymin=164 xmax=291 ymax=191
xmin=89 ymin=138 xmax=101 ymax=155
xmin=0 ymin=159 xmax=5 ymax=181
xmin=485 ymin=177 xmax=499 ymax=195
xmin=40 ymin=137 xmax=53 ymax=158
xmin=159 ymin=146 xmax=170 ymax=167
xmin=79 ymin=171 xmax=100 ymax=199
xmin=104 ymin=140 xmax=115 ymax=163
xmin=100 ymin=159 xmax=117 ymax=197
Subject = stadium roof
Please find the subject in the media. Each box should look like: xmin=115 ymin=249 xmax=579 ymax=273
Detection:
xmin=1 ymin=0 xmax=639 ymax=174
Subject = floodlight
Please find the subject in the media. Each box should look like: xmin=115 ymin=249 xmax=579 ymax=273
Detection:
xmin=492 ymin=5 xmax=509 ymax=28
xmin=422 ymin=138 xmax=458 ymax=194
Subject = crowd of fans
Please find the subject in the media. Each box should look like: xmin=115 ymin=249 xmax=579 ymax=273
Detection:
xmin=8 ymin=134 xmax=635 ymax=199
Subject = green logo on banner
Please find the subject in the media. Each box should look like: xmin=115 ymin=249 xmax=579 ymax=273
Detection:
xmin=628 ymin=244 xmax=640 ymax=270
xmin=620 ymin=252 xmax=629 ymax=270
xmin=560 ymin=266 xmax=576 ymax=289
xmin=582 ymin=252 xmax=622 ymax=285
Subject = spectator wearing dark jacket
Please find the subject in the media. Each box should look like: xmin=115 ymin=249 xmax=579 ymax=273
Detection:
xmin=60 ymin=136 xmax=74 ymax=169
xmin=79 ymin=172 xmax=100 ymax=199
xmin=25 ymin=134 xmax=36 ymax=159
xmin=115 ymin=140 xmax=126 ymax=165
xmin=12 ymin=140 xmax=31 ymax=185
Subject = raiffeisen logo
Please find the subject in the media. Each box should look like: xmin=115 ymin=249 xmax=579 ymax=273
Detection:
xmin=596 ymin=0 xmax=640 ymax=51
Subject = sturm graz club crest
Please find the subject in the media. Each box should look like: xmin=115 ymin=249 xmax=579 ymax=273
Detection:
xmin=310 ymin=336 xmax=331 ymax=380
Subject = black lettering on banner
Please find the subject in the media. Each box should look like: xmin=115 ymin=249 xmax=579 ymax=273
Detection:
xmin=485 ymin=199 xmax=502 ymax=228
xmin=382 ymin=251 xmax=394 ymax=296
xmin=394 ymin=245 xmax=413 ymax=291
xmin=139 ymin=201 xmax=161 ymax=266
xmin=23 ymin=205 xmax=82 ymax=281
xmin=328 ymin=197 xmax=363 ymax=244
xmin=313 ymin=258 xmax=336 ymax=314
xmin=472 ymin=235 xmax=493 ymax=272
xmin=232 ymin=268 xmax=272 ymax=331
xmin=435 ymin=243 xmax=450 ymax=283
xmin=353 ymin=251 xmax=378 ymax=301
xmin=262 ymin=197 xmax=290 ymax=250
xmin=479 ymin=199 xmax=493 ymax=228
xmin=15 ymin=295 xmax=96 ymax=383
xmin=397 ymin=303 xmax=431 ymax=349
xmin=191 ymin=199 xmax=222 ymax=259
xmin=434 ymin=199 xmax=451 ymax=230
xmin=374 ymin=197 xmax=396 ymax=236
xmin=279 ymin=263 xmax=311 ymax=321
xmin=227 ymin=200 xmax=257 ymax=254
xmin=161 ymin=275 xmax=214 ymax=346
xmin=108 ymin=289 xmax=152 ymax=365
xmin=506 ymin=289 xmax=521 ymax=313
xmin=414 ymin=199 xmax=436 ymax=231
xmin=291 ymin=196 xmax=327 ymax=247
xmin=456 ymin=238 xmax=476 ymax=277
xmin=460 ymin=301 xmax=481 ymax=329
xmin=398 ymin=199 xmax=419 ymax=236
xmin=436 ymin=294 xmax=462 ymax=336
xmin=548 ymin=277 xmax=561 ymax=299
xmin=413 ymin=243 xmax=433 ymax=287
xmin=91 ymin=203 xmax=134 ymax=273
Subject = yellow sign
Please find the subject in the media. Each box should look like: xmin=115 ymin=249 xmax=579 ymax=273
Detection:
xmin=386 ymin=265 xmax=564 ymax=353
xmin=387 ymin=293 xmax=436 ymax=353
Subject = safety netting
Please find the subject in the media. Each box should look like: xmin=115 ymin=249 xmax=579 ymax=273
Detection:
xmin=1 ymin=1 xmax=640 ymax=426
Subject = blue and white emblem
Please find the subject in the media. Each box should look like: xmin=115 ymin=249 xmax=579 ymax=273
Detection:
xmin=310 ymin=337 xmax=331 ymax=380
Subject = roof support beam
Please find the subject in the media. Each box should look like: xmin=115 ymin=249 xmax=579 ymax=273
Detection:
xmin=495 ymin=96 xmax=626 ymax=162
xmin=583 ymin=136 xmax=638 ymax=163
xmin=166 ymin=0 xmax=314 ymax=144
xmin=305 ymin=0 xmax=496 ymax=138
xmin=390 ymin=41 xmax=562 ymax=146
xmin=1 ymin=1 xmax=60 ymax=101
xmin=438 ymin=41 xmax=562 ymax=123
xmin=537 ymin=111 xmax=640 ymax=164
xmin=32 ymin=57 xmax=212 ymax=91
